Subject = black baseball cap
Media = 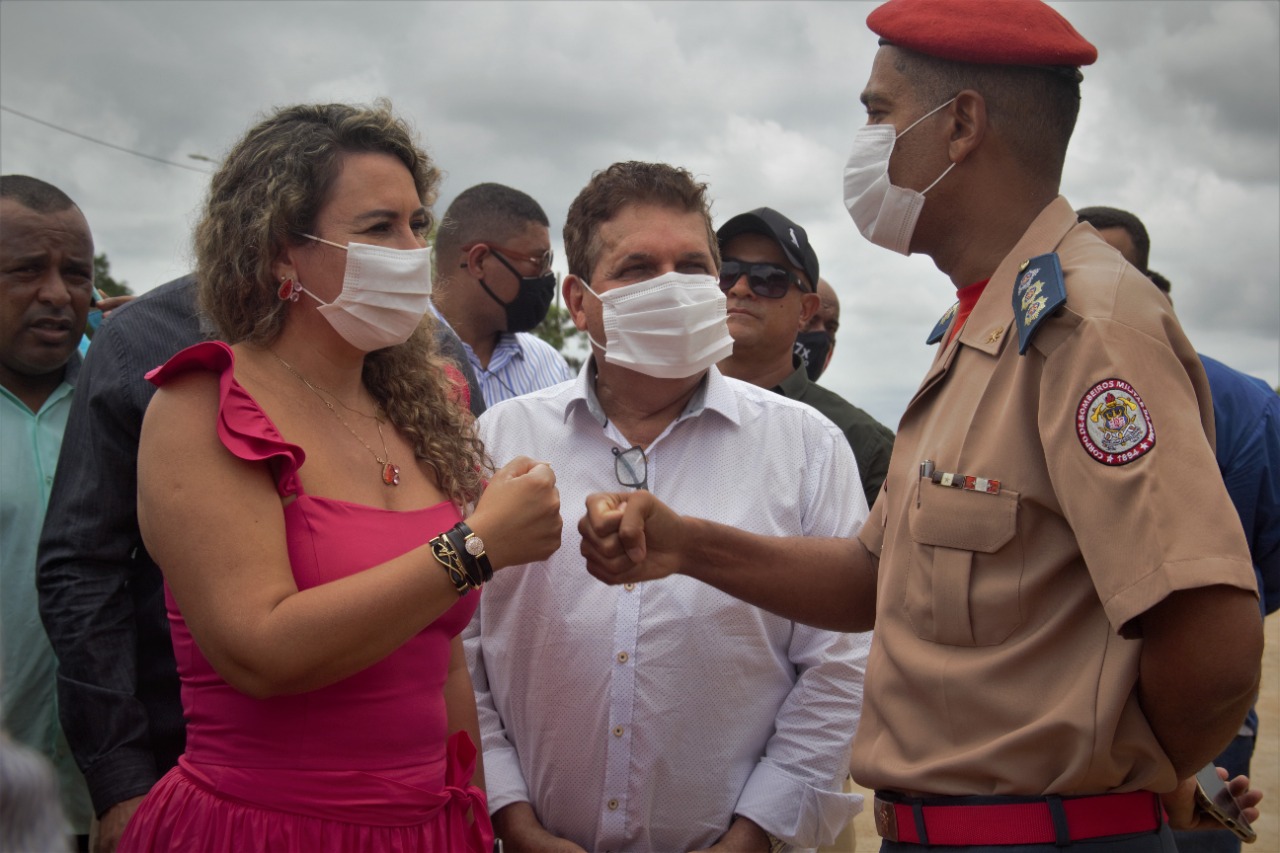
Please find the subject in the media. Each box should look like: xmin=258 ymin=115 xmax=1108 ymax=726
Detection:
xmin=716 ymin=207 xmax=819 ymax=292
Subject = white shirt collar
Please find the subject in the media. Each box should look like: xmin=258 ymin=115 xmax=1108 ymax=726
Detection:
xmin=562 ymin=359 xmax=741 ymax=430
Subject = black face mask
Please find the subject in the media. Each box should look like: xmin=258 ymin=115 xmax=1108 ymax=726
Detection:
xmin=479 ymin=252 xmax=557 ymax=333
xmin=794 ymin=330 xmax=833 ymax=381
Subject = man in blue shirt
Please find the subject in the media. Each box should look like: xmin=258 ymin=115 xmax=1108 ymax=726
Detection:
xmin=0 ymin=173 xmax=95 ymax=845
xmin=432 ymin=183 xmax=575 ymax=406
xmin=1079 ymin=205 xmax=1279 ymax=853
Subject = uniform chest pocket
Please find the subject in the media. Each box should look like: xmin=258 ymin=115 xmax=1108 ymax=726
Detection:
xmin=904 ymin=478 xmax=1022 ymax=646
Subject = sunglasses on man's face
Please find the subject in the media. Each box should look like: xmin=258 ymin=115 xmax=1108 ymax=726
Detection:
xmin=718 ymin=260 xmax=803 ymax=299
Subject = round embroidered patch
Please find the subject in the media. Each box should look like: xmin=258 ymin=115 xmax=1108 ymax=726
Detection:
xmin=1076 ymin=379 xmax=1156 ymax=465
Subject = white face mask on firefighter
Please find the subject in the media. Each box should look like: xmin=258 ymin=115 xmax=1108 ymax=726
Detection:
xmin=842 ymin=97 xmax=957 ymax=256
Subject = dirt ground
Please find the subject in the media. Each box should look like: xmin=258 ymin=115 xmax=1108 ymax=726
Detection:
xmin=824 ymin=614 xmax=1279 ymax=852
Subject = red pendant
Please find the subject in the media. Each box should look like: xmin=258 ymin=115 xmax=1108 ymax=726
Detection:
xmin=382 ymin=463 xmax=400 ymax=486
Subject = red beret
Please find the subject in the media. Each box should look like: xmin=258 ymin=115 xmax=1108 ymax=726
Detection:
xmin=867 ymin=0 xmax=1097 ymax=67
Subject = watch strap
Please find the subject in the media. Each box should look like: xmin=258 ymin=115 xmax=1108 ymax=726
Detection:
xmin=453 ymin=521 xmax=494 ymax=583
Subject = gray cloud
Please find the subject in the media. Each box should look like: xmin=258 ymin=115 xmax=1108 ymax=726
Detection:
xmin=2 ymin=0 xmax=1275 ymax=428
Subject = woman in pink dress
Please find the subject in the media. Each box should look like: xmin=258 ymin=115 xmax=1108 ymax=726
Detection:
xmin=120 ymin=102 xmax=561 ymax=851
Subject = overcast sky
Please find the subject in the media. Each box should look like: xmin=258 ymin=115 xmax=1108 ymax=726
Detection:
xmin=2 ymin=0 xmax=1276 ymax=427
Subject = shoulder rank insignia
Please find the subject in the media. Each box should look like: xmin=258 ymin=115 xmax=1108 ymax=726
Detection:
xmin=1076 ymin=378 xmax=1156 ymax=465
xmin=926 ymin=302 xmax=959 ymax=345
xmin=1013 ymin=252 xmax=1066 ymax=354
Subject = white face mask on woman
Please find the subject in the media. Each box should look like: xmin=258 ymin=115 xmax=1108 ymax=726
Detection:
xmin=842 ymin=97 xmax=957 ymax=256
xmin=286 ymin=234 xmax=434 ymax=352
xmin=579 ymin=271 xmax=734 ymax=380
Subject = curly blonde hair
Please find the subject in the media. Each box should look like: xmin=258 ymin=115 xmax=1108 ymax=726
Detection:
xmin=194 ymin=101 xmax=487 ymax=507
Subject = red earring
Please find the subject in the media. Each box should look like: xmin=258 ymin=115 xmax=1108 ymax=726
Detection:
xmin=278 ymin=278 xmax=300 ymax=302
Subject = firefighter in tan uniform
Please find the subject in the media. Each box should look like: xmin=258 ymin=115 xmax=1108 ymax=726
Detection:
xmin=577 ymin=0 xmax=1265 ymax=850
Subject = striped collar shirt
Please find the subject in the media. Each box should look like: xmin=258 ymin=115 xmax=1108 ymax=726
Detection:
xmin=466 ymin=330 xmax=575 ymax=407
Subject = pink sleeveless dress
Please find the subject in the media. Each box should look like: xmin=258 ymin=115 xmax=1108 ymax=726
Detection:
xmin=120 ymin=341 xmax=493 ymax=852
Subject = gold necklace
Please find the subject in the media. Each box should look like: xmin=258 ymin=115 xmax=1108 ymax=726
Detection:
xmin=271 ymin=352 xmax=401 ymax=486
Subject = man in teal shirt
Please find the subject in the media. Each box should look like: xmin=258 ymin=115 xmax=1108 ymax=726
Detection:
xmin=1 ymin=174 xmax=95 ymax=844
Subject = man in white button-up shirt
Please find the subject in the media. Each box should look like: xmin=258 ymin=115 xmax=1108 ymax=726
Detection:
xmin=464 ymin=161 xmax=870 ymax=853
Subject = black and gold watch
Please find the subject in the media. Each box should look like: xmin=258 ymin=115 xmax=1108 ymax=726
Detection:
xmin=446 ymin=521 xmax=494 ymax=587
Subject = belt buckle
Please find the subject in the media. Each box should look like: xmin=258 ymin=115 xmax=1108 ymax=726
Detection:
xmin=874 ymin=797 xmax=899 ymax=842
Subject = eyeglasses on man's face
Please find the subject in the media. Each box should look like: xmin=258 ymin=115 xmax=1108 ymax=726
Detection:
xmin=461 ymin=242 xmax=555 ymax=277
xmin=718 ymin=260 xmax=805 ymax=299
xmin=612 ymin=444 xmax=648 ymax=491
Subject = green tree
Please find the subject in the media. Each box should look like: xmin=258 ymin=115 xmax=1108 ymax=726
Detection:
xmin=532 ymin=302 xmax=587 ymax=370
xmin=93 ymin=253 xmax=132 ymax=297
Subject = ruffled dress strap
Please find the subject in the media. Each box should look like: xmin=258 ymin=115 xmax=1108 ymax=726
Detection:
xmin=146 ymin=341 xmax=306 ymax=498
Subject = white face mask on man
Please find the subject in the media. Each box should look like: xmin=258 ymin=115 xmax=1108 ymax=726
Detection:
xmin=842 ymin=97 xmax=957 ymax=256
xmin=578 ymin=271 xmax=734 ymax=380
xmin=284 ymin=234 xmax=434 ymax=352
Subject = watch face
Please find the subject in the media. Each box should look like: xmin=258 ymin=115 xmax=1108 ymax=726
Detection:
xmin=465 ymin=536 xmax=486 ymax=556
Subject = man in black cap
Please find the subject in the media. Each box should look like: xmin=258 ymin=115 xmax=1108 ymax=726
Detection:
xmin=716 ymin=207 xmax=893 ymax=509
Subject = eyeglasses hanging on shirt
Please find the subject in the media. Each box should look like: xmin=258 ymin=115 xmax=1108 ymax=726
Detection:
xmin=612 ymin=444 xmax=648 ymax=491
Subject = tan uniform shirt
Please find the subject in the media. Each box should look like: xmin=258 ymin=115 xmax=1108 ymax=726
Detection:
xmin=852 ymin=196 xmax=1257 ymax=797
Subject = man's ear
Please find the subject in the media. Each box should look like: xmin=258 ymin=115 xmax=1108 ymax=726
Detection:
xmin=565 ymin=275 xmax=590 ymax=331
xmin=460 ymin=244 xmax=488 ymax=277
xmin=947 ymin=89 xmax=987 ymax=165
xmin=797 ymin=292 xmax=821 ymax=331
